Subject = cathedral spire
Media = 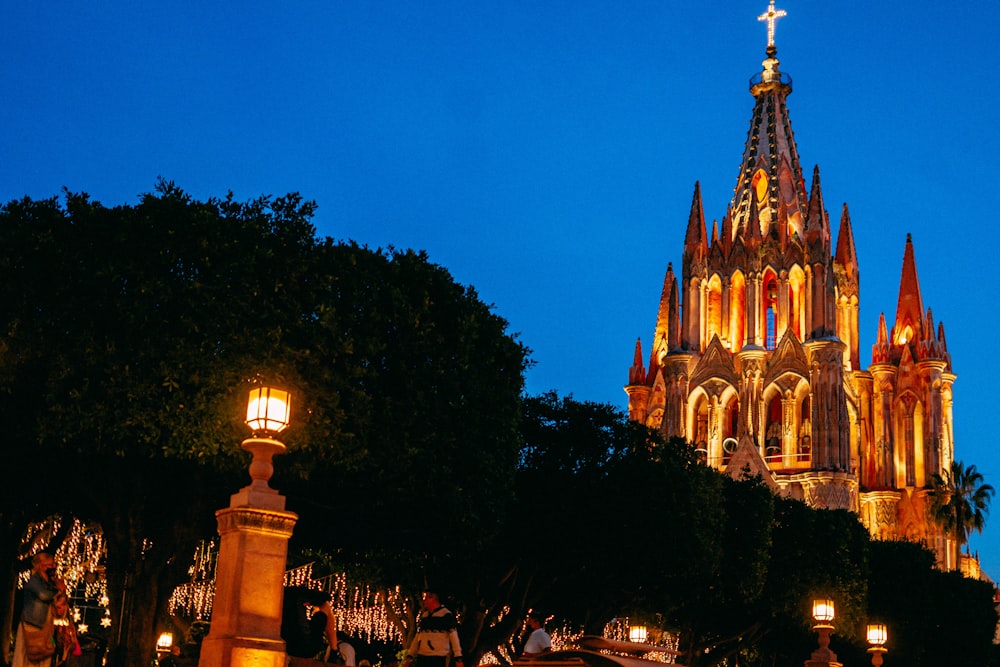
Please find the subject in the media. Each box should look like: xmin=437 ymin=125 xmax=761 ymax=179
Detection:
xmin=629 ymin=338 xmax=646 ymax=385
xmin=835 ymin=203 xmax=858 ymax=284
xmin=893 ymin=234 xmax=925 ymax=346
xmin=805 ymin=165 xmax=828 ymax=244
xmin=683 ymin=181 xmax=708 ymax=262
xmin=654 ymin=262 xmax=680 ymax=354
xmin=872 ymin=312 xmax=890 ymax=364
xmin=729 ymin=3 xmax=807 ymax=248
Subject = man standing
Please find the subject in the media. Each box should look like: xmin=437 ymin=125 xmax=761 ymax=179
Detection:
xmin=521 ymin=611 xmax=551 ymax=658
xmin=404 ymin=591 xmax=464 ymax=667
xmin=14 ymin=552 xmax=65 ymax=667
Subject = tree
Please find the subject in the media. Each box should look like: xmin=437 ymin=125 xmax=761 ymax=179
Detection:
xmin=932 ymin=460 xmax=995 ymax=564
xmin=0 ymin=184 xmax=529 ymax=667
xmin=864 ymin=540 xmax=998 ymax=667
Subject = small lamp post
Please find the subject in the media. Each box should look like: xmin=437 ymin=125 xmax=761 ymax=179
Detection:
xmin=866 ymin=623 xmax=888 ymax=666
xmin=156 ymin=632 xmax=173 ymax=651
xmin=628 ymin=625 xmax=648 ymax=643
xmin=805 ymin=598 xmax=842 ymax=667
xmin=198 ymin=385 xmax=299 ymax=667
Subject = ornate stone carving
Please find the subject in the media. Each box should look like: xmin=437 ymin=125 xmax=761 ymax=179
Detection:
xmin=216 ymin=507 xmax=297 ymax=538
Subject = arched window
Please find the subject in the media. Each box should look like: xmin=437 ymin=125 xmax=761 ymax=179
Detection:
xmin=694 ymin=396 xmax=709 ymax=453
xmin=799 ymin=396 xmax=812 ymax=460
xmin=788 ymin=265 xmax=805 ymax=340
xmin=763 ymin=274 xmax=779 ymax=350
xmin=765 ymin=395 xmax=782 ymax=461
xmin=707 ymin=275 xmax=723 ymax=343
xmin=729 ymin=271 xmax=746 ymax=351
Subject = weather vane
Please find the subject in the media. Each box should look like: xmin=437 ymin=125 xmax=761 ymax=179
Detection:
xmin=757 ymin=1 xmax=787 ymax=49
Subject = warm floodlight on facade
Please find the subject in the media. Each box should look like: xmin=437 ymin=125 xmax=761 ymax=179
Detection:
xmin=246 ymin=386 xmax=291 ymax=434
xmin=629 ymin=625 xmax=647 ymax=643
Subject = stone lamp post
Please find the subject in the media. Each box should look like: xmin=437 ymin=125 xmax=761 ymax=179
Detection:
xmin=805 ymin=598 xmax=842 ymax=667
xmin=866 ymin=623 xmax=888 ymax=666
xmin=198 ymin=386 xmax=298 ymax=667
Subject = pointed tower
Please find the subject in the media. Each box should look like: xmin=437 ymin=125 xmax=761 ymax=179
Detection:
xmin=834 ymin=204 xmax=860 ymax=370
xmin=625 ymin=4 xmax=963 ymax=570
xmin=628 ymin=3 xmax=855 ymax=519
xmin=860 ymin=235 xmax=957 ymax=567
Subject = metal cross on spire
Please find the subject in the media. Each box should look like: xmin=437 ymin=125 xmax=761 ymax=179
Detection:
xmin=757 ymin=1 xmax=787 ymax=49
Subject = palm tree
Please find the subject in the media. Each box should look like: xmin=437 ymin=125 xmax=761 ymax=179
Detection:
xmin=931 ymin=460 xmax=995 ymax=566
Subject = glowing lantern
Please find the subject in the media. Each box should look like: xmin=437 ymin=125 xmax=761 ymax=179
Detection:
xmin=866 ymin=622 xmax=888 ymax=666
xmin=157 ymin=632 xmax=174 ymax=649
xmin=629 ymin=625 xmax=648 ymax=643
xmin=811 ymin=598 xmax=835 ymax=624
xmin=866 ymin=623 xmax=887 ymax=646
xmin=246 ymin=386 xmax=291 ymax=435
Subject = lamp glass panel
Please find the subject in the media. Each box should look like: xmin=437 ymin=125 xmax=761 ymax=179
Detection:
xmin=812 ymin=599 xmax=835 ymax=622
xmin=246 ymin=387 xmax=291 ymax=433
xmin=866 ymin=623 xmax=887 ymax=646
xmin=629 ymin=626 xmax=647 ymax=642
xmin=156 ymin=632 xmax=173 ymax=649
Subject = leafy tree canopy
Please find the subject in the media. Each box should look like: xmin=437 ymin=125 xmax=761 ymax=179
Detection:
xmin=0 ymin=182 xmax=529 ymax=667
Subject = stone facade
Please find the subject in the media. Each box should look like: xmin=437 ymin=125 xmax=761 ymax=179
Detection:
xmin=625 ymin=43 xmax=957 ymax=568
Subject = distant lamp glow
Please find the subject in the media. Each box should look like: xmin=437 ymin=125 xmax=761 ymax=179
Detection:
xmin=246 ymin=386 xmax=291 ymax=435
xmin=867 ymin=623 xmax=888 ymax=666
xmin=629 ymin=625 xmax=647 ymax=643
xmin=811 ymin=598 xmax=835 ymax=624
xmin=157 ymin=632 xmax=174 ymax=650
xmin=866 ymin=623 xmax=887 ymax=647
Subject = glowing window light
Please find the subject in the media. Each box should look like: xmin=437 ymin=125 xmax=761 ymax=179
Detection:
xmin=629 ymin=625 xmax=648 ymax=643
xmin=812 ymin=598 xmax=835 ymax=623
xmin=246 ymin=386 xmax=291 ymax=434
xmin=866 ymin=623 xmax=887 ymax=647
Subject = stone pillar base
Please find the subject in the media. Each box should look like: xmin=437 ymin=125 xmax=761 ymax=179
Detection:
xmin=198 ymin=503 xmax=297 ymax=667
xmin=199 ymin=635 xmax=289 ymax=667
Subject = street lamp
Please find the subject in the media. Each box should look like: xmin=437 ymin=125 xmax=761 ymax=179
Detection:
xmin=198 ymin=383 xmax=299 ymax=667
xmin=240 ymin=386 xmax=292 ymax=507
xmin=246 ymin=386 xmax=291 ymax=434
xmin=629 ymin=625 xmax=648 ymax=643
xmin=805 ymin=598 xmax=842 ymax=667
xmin=156 ymin=632 xmax=173 ymax=650
xmin=866 ymin=623 xmax=887 ymax=666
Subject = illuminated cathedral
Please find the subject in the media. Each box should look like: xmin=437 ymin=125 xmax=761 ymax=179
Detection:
xmin=625 ymin=6 xmax=958 ymax=568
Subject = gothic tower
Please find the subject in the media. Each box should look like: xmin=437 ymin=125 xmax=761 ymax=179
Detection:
xmin=625 ymin=5 xmax=955 ymax=566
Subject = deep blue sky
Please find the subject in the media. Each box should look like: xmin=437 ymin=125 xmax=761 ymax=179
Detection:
xmin=4 ymin=2 xmax=999 ymax=573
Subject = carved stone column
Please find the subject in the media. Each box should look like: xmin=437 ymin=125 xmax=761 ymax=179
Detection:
xmin=199 ymin=438 xmax=298 ymax=667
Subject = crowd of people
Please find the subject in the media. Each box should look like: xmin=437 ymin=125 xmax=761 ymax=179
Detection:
xmin=10 ymin=561 xmax=554 ymax=667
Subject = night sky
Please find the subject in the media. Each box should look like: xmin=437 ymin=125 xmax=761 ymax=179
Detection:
xmin=4 ymin=2 xmax=999 ymax=574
